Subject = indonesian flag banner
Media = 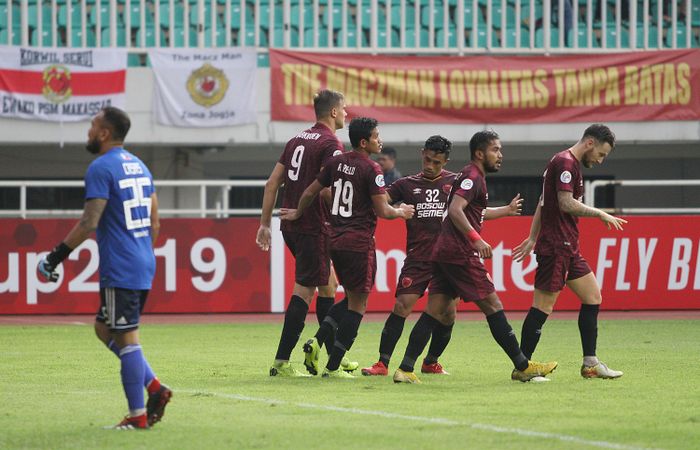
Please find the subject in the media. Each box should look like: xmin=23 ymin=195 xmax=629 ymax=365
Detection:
xmin=270 ymin=49 xmax=700 ymax=123
xmin=149 ymin=48 xmax=257 ymax=127
xmin=0 ymin=47 xmax=126 ymax=122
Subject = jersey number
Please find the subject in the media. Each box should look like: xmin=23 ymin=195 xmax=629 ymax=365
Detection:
xmin=331 ymin=179 xmax=353 ymax=218
xmin=425 ymin=189 xmax=440 ymax=202
xmin=287 ymin=145 xmax=304 ymax=181
xmin=119 ymin=177 xmax=152 ymax=230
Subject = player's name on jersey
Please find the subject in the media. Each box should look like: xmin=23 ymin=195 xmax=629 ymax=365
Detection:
xmin=337 ymin=163 xmax=356 ymax=175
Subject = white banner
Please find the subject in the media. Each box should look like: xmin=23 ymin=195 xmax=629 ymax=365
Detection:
xmin=149 ymin=48 xmax=257 ymax=127
xmin=0 ymin=47 xmax=127 ymax=122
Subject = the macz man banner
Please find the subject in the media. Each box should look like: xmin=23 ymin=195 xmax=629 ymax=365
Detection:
xmin=270 ymin=49 xmax=699 ymax=123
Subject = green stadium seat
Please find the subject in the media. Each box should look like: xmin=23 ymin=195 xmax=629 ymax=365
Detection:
xmin=0 ymin=27 xmax=21 ymax=45
xmin=435 ymin=26 xmax=457 ymax=47
xmin=635 ymin=26 xmax=660 ymax=48
xmin=604 ymin=26 xmax=630 ymax=48
xmin=389 ymin=4 xmax=417 ymax=29
xmin=501 ymin=27 xmax=530 ymax=47
xmin=692 ymin=4 xmax=700 ymax=26
xmin=136 ymin=26 xmax=168 ymax=47
xmin=27 ymin=5 xmax=52 ymax=29
xmin=290 ymin=4 xmax=316 ymax=28
xmin=665 ymin=26 xmax=697 ymax=48
xmin=534 ymin=27 xmax=563 ymax=48
xmin=471 ymin=27 xmax=500 ymax=47
xmin=90 ymin=3 xmax=123 ymax=28
xmin=463 ymin=2 xmax=484 ymax=30
xmin=336 ymin=27 xmax=368 ymax=46
xmin=157 ymin=3 xmax=185 ymax=28
xmin=376 ymin=27 xmax=400 ymax=47
xmin=272 ymin=26 xmax=300 ymax=47
xmin=128 ymin=2 xmax=155 ymax=28
xmin=569 ymin=27 xmax=601 ymax=48
xmin=31 ymin=28 xmax=62 ymax=46
xmin=490 ymin=3 xmax=516 ymax=30
xmin=359 ymin=4 xmax=387 ymax=29
xmin=100 ymin=27 xmax=127 ymax=47
xmin=321 ymin=4 xmax=354 ymax=30
xmin=188 ymin=2 xmax=214 ymax=26
xmin=303 ymin=27 xmax=330 ymax=46
xmin=259 ymin=4 xmax=284 ymax=30
xmin=58 ymin=3 xmax=85 ymax=28
xmin=402 ymin=27 xmax=429 ymax=47
xmin=229 ymin=3 xmax=254 ymax=30
xmin=420 ymin=4 xmax=446 ymax=28
xmin=257 ymin=53 xmax=269 ymax=67
xmin=68 ymin=27 xmax=97 ymax=47
xmin=0 ymin=5 xmax=20 ymax=30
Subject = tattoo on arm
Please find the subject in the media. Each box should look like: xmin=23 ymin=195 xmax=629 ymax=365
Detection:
xmin=558 ymin=191 xmax=601 ymax=218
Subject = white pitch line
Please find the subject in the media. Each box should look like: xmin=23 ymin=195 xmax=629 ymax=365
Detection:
xmin=178 ymin=389 xmax=658 ymax=450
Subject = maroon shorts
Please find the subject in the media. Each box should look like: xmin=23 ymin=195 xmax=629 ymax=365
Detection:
xmin=534 ymin=253 xmax=592 ymax=292
xmin=428 ymin=259 xmax=495 ymax=302
xmin=395 ymin=259 xmax=432 ymax=297
xmin=331 ymin=248 xmax=376 ymax=294
xmin=283 ymin=231 xmax=330 ymax=287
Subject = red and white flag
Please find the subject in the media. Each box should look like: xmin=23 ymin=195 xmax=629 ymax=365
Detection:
xmin=0 ymin=47 xmax=127 ymax=122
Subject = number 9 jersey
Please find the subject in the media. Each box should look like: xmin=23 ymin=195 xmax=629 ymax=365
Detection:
xmin=84 ymin=147 xmax=156 ymax=290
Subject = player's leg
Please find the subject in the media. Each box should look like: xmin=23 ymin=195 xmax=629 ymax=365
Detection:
xmin=520 ymin=254 xmax=568 ymax=359
xmin=323 ymin=290 xmax=368 ymax=378
xmin=315 ymin=266 xmax=338 ymax=329
xmin=422 ymin=299 xmax=455 ymax=375
xmin=362 ymin=293 xmax=420 ymax=376
xmin=393 ymin=293 xmax=452 ymax=384
xmin=567 ymin=269 xmax=623 ymax=379
xmin=105 ymin=288 xmax=148 ymax=429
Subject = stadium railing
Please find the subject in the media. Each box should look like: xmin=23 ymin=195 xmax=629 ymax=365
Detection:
xmin=1 ymin=0 xmax=698 ymax=67
xmin=0 ymin=179 xmax=268 ymax=218
xmin=584 ymin=179 xmax=700 ymax=214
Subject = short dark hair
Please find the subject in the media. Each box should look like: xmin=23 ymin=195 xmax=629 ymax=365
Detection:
xmin=469 ymin=130 xmax=499 ymax=159
xmin=380 ymin=147 xmax=397 ymax=160
xmin=100 ymin=106 xmax=131 ymax=142
xmin=424 ymin=135 xmax=451 ymax=159
xmin=583 ymin=123 xmax=615 ymax=149
xmin=349 ymin=117 xmax=378 ymax=148
xmin=313 ymin=89 xmax=344 ymax=120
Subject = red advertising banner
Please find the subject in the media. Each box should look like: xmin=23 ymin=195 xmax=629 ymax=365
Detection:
xmin=270 ymin=49 xmax=700 ymax=123
xmin=0 ymin=218 xmax=269 ymax=314
xmin=285 ymin=216 xmax=700 ymax=311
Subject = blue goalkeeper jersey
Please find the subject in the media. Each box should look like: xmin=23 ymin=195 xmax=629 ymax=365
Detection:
xmin=84 ymin=146 xmax=156 ymax=289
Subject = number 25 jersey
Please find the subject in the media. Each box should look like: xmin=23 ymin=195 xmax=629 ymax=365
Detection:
xmin=85 ymin=147 xmax=156 ymax=289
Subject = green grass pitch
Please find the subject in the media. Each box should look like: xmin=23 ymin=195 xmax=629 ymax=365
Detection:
xmin=1 ymin=317 xmax=698 ymax=449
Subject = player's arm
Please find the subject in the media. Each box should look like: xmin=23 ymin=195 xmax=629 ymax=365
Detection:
xmin=513 ymin=195 xmax=542 ymax=262
xmin=372 ymin=194 xmax=414 ymax=220
xmin=256 ymin=163 xmax=285 ymax=251
xmin=37 ymin=198 xmax=107 ymax=282
xmin=448 ymin=195 xmax=492 ymax=259
xmin=557 ymin=190 xmax=627 ymax=230
xmin=484 ymin=193 xmax=523 ymax=220
xmin=320 ymin=187 xmax=332 ymax=207
xmin=150 ymin=192 xmax=160 ymax=245
xmin=280 ymin=180 xmax=325 ymax=221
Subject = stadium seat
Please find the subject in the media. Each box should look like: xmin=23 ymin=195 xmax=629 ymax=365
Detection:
xmin=90 ymin=3 xmax=123 ymax=28
xmin=100 ymin=27 xmax=127 ymax=47
xmin=569 ymin=27 xmax=601 ymax=48
xmin=0 ymin=27 xmax=21 ymax=45
xmin=463 ymin=2 xmax=485 ymax=30
xmin=27 ymin=5 xmax=52 ymax=29
xmin=692 ymin=4 xmax=700 ymax=26
xmin=68 ymin=27 xmax=97 ymax=47
xmin=472 ymin=27 xmax=500 ymax=47
xmin=136 ymin=26 xmax=168 ymax=47
xmin=290 ymin=4 xmax=317 ymax=29
xmin=0 ymin=5 xmax=20 ymax=30
xmin=188 ymin=2 xmax=214 ymax=26
xmin=128 ymin=2 xmax=155 ymax=28
xmin=501 ymin=27 xmax=530 ymax=48
xmin=157 ymin=3 xmax=185 ymax=28
xmin=303 ymin=27 xmax=330 ymax=46
xmin=358 ymin=3 xmax=387 ymax=29
xmin=635 ymin=26 xmax=660 ymax=48
xmin=389 ymin=4 xmax=417 ymax=29
xmin=272 ymin=25 xmax=300 ymax=47
xmin=604 ymin=26 xmax=630 ymax=48
xmin=534 ymin=27 xmax=563 ymax=48
xmin=30 ymin=28 xmax=62 ymax=46
xmin=58 ymin=3 xmax=85 ymax=28
xmin=376 ymin=27 xmax=400 ymax=47
xmin=420 ymin=4 xmax=446 ymax=28
xmin=402 ymin=27 xmax=429 ymax=47
xmin=435 ymin=26 xmax=457 ymax=47
xmin=321 ymin=4 xmax=354 ymax=30
xmin=228 ymin=3 xmax=255 ymax=30
xmin=258 ymin=4 xmax=284 ymax=30
xmin=336 ymin=27 xmax=368 ymax=46
xmin=665 ymin=26 xmax=697 ymax=48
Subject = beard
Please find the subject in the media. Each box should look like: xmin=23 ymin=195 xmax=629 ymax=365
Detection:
xmin=85 ymin=138 xmax=100 ymax=154
xmin=484 ymin=162 xmax=500 ymax=173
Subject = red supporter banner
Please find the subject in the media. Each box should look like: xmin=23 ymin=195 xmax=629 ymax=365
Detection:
xmin=0 ymin=218 xmax=269 ymax=314
xmin=270 ymin=49 xmax=700 ymax=123
xmin=285 ymin=216 xmax=700 ymax=311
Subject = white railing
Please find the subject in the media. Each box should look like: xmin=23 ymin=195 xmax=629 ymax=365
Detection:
xmin=0 ymin=179 xmax=267 ymax=218
xmin=3 ymin=0 xmax=697 ymax=53
xmin=585 ymin=179 xmax=700 ymax=214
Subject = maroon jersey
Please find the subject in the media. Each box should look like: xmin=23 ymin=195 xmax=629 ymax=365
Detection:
xmin=387 ymin=170 xmax=456 ymax=262
xmin=279 ymin=123 xmax=344 ymax=235
xmin=317 ymin=151 xmax=386 ymax=252
xmin=535 ymin=150 xmax=584 ymax=256
xmin=431 ymin=164 xmax=488 ymax=264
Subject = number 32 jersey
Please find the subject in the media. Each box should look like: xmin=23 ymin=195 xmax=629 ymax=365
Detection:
xmin=85 ymin=146 xmax=156 ymax=289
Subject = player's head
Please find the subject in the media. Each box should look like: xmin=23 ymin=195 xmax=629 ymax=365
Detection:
xmin=86 ymin=106 xmax=131 ymax=155
xmin=469 ymin=130 xmax=502 ymax=173
xmin=580 ymin=124 xmax=615 ymax=168
xmin=349 ymin=117 xmax=381 ymax=154
xmin=377 ymin=147 xmax=397 ymax=172
xmin=421 ymin=135 xmax=451 ymax=179
xmin=314 ymin=89 xmax=347 ymax=130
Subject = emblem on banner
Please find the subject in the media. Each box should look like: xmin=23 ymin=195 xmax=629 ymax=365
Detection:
xmin=42 ymin=65 xmax=72 ymax=104
xmin=186 ymin=63 xmax=229 ymax=108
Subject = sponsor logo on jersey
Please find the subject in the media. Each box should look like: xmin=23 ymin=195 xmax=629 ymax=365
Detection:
xmin=186 ymin=63 xmax=229 ymax=108
xmin=460 ymin=179 xmax=473 ymax=190
xmin=560 ymin=170 xmax=572 ymax=184
xmin=413 ymin=188 xmax=422 ymax=195
xmin=42 ymin=65 xmax=72 ymax=104
xmin=375 ymin=174 xmax=385 ymax=187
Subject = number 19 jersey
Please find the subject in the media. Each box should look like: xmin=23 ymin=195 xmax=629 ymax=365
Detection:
xmin=84 ymin=147 xmax=156 ymax=289
xmin=279 ymin=122 xmax=344 ymax=235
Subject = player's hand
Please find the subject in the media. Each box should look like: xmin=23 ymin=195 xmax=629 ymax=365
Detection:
xmin=256 ymin=225 xmax=271 ymax=251
xmin=512 ymin=237 xmax=535 ymax=262
xmin=473 ymin=239 xmax=493 ymax=259
xmin=37 ymin=257 xmax=59 ymax=282
xmin=507 ymin=193 xmax=524 ymax=216
xmin=398 ymin=203 xmax=415 ymax=220
xmin=279 ymin=208 xmax=300 ymax=221
xmin=600 ymin=212 xmax=627 ymax=230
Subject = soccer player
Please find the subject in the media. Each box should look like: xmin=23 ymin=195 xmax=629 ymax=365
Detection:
xmin=361 ymin=135 xmax=457 ymax=376
xmin=281 ymin=117 xmax=415 ymax=378
xmin=393 ymin=130 xmax=557 ymax=384
xmin=257 ymin=89 xmax=355 ymax=377
xmin=36 ymin=107 xmax=171 ymax=429
xmin=512 ymin=124 xmax=627 ymax=379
